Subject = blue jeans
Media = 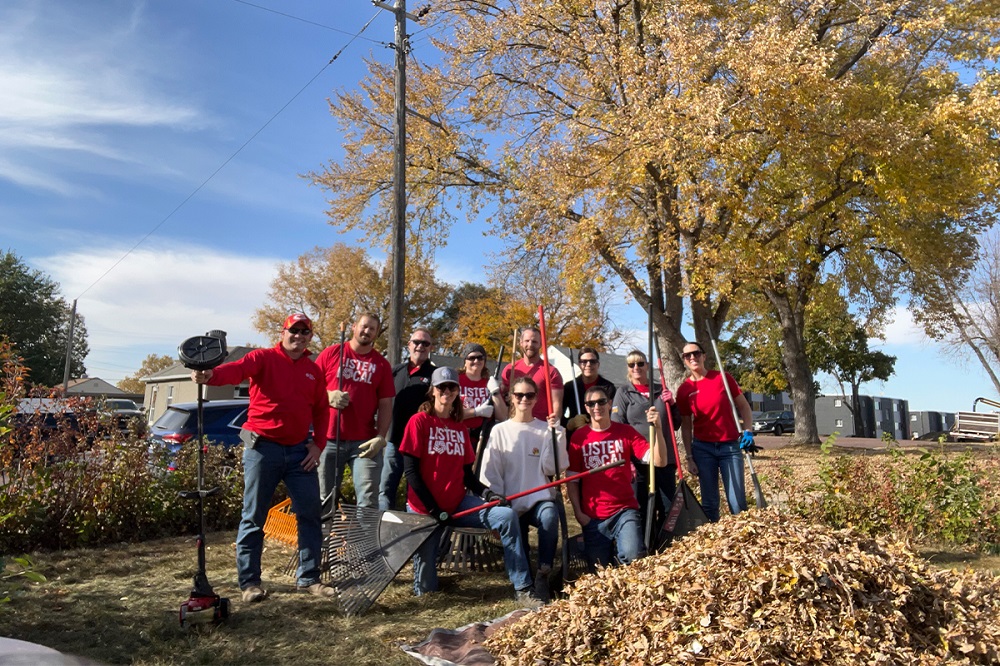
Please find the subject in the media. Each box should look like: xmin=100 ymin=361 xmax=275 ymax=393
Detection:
xmin=318 ymin=438 xmax=382 ymax=508
xmin=410 ymin=495 xmax=532 ymax=596
xmin=581 ymin=508 xmax=644 ymax=571
xmin=237 ymin=438 xmax=322 ymax=589
xmin=691 ymin=439 xmax=747 ymax=522
xmin=378 ymin=440 xmax=404 ymax=510
xmin=519 ymin=500 xmax=560 ymax=570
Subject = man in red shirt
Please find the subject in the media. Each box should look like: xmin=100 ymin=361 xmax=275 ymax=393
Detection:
xmin=315 ymin=312 xmax=396 ymax=508
xmin=567 ymin=385 xmax=667 ymax=571
xmin=191 ymin=313 xmax=333 ymax=602
xmin=501 ymin=326 xmax=563 ymax=421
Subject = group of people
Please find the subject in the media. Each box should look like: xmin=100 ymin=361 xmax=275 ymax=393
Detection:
xmin=191 ymin=313 xmax=756 ymax=608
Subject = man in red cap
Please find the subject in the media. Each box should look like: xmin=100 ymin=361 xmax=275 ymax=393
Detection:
xmin=191 ymin=312 xmax=333 ymax=602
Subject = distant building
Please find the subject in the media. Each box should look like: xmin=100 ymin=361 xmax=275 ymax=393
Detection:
xmin=142 ymin=346 xmax=255 ymax=423
xmin=743 ymin=391 xmax=793 ymax=415
xmin=908 ymin=411 xmax=956 ymax=439
xmin=65 ymin=377 xmax=143 ymax=404
xmin=816 ymin=395 xmax=910 ymax=439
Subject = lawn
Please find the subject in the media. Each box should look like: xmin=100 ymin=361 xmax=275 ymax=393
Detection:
xmin=3 ymin=441 xmax=999 ymax=665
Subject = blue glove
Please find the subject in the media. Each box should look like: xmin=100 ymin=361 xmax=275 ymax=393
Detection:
xmin=739 ymin=430 xmax=761 ymax=454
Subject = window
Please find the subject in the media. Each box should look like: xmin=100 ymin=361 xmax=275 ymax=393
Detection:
xmin=834 ymin=399 xmax=842 ymax=407
xmin=835 ymin=419 xmax=843 ymax=427
xmin=235 ymin=386 xmax=250 ymax=398
xmin=874 ymin=399 xmax=881 ymax=410
xmin=167 ymin=385 xmax=174 ymax=406
xmin=911 ymin=414 xmax=917 ymax=422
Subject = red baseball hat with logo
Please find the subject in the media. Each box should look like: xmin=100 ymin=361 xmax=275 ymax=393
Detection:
xmin=283 ymin=313 xmax=312 ymax=332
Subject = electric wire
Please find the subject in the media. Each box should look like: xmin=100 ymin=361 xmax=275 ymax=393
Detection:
xmin=230 ymin=0 xmax=384 ymax=43
xmin=75 ymin=7 xmax=385 ymax=300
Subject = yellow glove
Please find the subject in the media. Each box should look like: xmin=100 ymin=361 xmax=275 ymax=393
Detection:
xmin=358 ymin=435 xmax=387 ymax=459
xmin=327 ymin=389 xmax=350 ymax=409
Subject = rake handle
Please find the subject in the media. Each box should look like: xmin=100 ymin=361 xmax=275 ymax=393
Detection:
xmin=451 ymin=458 xmax=626 ymax=520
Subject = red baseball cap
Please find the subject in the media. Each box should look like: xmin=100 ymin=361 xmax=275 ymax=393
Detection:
xmin=283 ymin=313 xmax=312 ymax=332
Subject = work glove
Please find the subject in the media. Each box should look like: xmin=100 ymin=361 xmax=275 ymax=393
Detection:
xmin=567 ymin=414 xmax=589 ymax=432
xmin=473 ymin=402 xmax=494 ymax=419
xmin=480 ymin=489 xmax=510 ymax=507
xmin=739 ymin=430 xmax=761 ymax=455
xmin=327 ymin=389 xmax=350 ymax=409
xmin=660 ymin=387 xmax=675 ymax=405
xmin=358 ymin=435 xmax=387 ymax=459
xmin=487 ymin=377 xmax=502 ymax=396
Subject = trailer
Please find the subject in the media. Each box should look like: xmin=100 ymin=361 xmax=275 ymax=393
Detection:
xmin=951 ymin=397 xmax=1000 ymax=441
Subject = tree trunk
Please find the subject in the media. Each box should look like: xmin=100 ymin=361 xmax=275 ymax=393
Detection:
xmin=767 ymin=290 xmax=821 ymax=444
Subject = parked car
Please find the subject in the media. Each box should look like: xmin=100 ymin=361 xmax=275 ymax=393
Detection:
xmin=752 ymin=410 xmax=795 ymax=436
xmin=147 ymin=399 xmax=249 ymax=471
xmin=98 ymin=398 xmax=147 ymax=436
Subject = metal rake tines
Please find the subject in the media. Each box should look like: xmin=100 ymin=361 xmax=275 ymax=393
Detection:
xmin=321 ymin=504 xmax=438 ymax=615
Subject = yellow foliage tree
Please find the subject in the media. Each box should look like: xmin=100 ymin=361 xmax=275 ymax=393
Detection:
xmin=310 ymin=0 xmax=1000 ymax=442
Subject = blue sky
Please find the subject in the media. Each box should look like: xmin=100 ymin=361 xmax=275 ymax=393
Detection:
xmin=1 ymin=0 xmax=995 ymax=414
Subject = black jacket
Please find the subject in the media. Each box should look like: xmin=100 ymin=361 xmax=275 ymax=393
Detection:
xmin=386 ymin=359 xmax=435 ymax=444
xmin=562 ymin=374 xmax=618 ymax=426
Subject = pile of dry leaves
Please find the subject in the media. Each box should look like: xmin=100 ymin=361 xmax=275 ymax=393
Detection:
xmin=486 ymin=512 xmax=1000 ymax=665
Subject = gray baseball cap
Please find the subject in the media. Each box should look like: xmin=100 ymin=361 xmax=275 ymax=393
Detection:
xmin=431 ymin=366 xmax=460 ymax=387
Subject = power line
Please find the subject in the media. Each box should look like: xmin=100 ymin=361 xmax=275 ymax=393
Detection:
xmin=231 ymin=0 xmax=384 ymax=44
xmin=76 ymin=8 xmax=385 ymax=300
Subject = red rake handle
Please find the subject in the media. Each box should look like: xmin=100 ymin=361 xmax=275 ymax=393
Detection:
xmin=657 ymin=356 xmax=684 ymax=483
xmin=451 ymin=459 xmax=626 ymax=520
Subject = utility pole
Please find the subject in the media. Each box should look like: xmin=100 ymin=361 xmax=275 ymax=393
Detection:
xmin=374 ymin=0 xmax=422 ymax=365
xmin=61 ymin=299 xmax=78 ymax=395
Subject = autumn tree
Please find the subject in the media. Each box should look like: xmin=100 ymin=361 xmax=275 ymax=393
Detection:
xmin=0 ymin=251 xmax=89 ymax=388
xmin=913 ymin=228 xmax=1000 ymax=395
xmin=117 ymin=354 xmax=174 ymax=395
xmin=252 ymin=243 xmax=451 ymax=352
xmin=311 ymin=0 xmax=1000 ymax=443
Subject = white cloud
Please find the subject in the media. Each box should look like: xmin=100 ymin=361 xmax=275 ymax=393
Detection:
xmin=878 ymin=305 xmax=930 ymax=347
xmin=35 ymin=245 xmax=280 ymax=380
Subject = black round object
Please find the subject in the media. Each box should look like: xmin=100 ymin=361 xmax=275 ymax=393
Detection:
xmin=178 ymin=331 xmax=229 ymax=370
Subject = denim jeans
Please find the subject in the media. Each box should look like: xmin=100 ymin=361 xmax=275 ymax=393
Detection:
xmin=410 ymin=494 xmax=532 ymax=596
xmin=378 ymin=440 xmax=404 ymax=511
xmin=237 ymin=438 xmax=322 ymax=589
xmin=318 ymin=438 xmax=382 ymax=508
xmin=581 ymin=507 xmax=645 ymax=571
xmin=518 ymin=500 xmax=560 ymax=570
xmin=691 ymin=438 xmax=747 ymax=522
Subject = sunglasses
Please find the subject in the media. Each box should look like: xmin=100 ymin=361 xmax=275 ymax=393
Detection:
xmin=436 ymin=383 xmax=459 ymax=392
xmin=466 ymin=355 xmax=485 ymax=362
xmin=579 ymin=358 xmax=598 ymax=365
xmin=682 ymin=351 xmax=704 ymax=360
xmin=286 ymin=328 xmax=311 ymax=336
xmin=627 ymin=361 xmax=646 ymax=368
xmin=410 ymin=339 xmax=432 ymax=348
xmin=512 ymin=391 xmax=536 ymax=401
xmin=584 ymin=398 xmax=609 ymax=408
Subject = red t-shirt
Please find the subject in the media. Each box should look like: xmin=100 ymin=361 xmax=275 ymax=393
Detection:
xmin=502 ymin=359 xmax=563 ymax=421
xmin=460 ymin=374 xmax=491 ymax=431
xmin=208 ymin=344 xmax=329 ymax=447
xmin=567 ymin=421 xmax=649 ymax=520
xmin=315 ymin=342 xmax=396 ymax=441
xmin=676 ymin=370 xmax=742 ymax=442
xmin=399 ymin=411 xmax=475 ymax=514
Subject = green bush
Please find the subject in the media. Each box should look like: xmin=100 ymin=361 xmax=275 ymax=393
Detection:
xmin=787 ymin=443 xmax=1000 ymax=550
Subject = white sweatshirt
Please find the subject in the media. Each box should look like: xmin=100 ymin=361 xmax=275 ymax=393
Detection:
xmin=479 ymin=419 xmax=568 ymax=515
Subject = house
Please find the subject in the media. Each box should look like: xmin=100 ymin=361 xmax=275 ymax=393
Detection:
xmin=815 ymin=394 xmax=910 ymax=440
xmin=142 ymin=347 xmax=255 ymax=423
xmin=65 ymin=377 xmax=143 ymax=404
xmin=909 ymin=411 xmax=956 ymax=439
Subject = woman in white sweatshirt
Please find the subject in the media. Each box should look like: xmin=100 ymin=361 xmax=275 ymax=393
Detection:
xmin=479 ymin=376 xmax=567 ymax=602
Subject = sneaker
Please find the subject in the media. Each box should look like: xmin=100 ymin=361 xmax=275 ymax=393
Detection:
xmin=297 ymin=582 xmax=337 ymax=599
xmin=514 ymin=588 xmax=544 ymax=610
xmin=241 ymin=585 xmax=268 ymax=603
xmin=534 ymin=569 xmax=551 ymax=604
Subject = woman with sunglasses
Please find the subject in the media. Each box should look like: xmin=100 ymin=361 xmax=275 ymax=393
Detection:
xmin=479 ymin=376 xmax=567 ymax=602
xmin=567 ymin=385 xmax=667 ymax=571
xmin=611 ymin=350 xmax=679 ymax=544
xmin=675 ymin=342 xmax=753 ymax=521
xmin=400 ymin=366 xmax=542 ymax=607
xmin=458 ymin=343 xmax=508 ymax=446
